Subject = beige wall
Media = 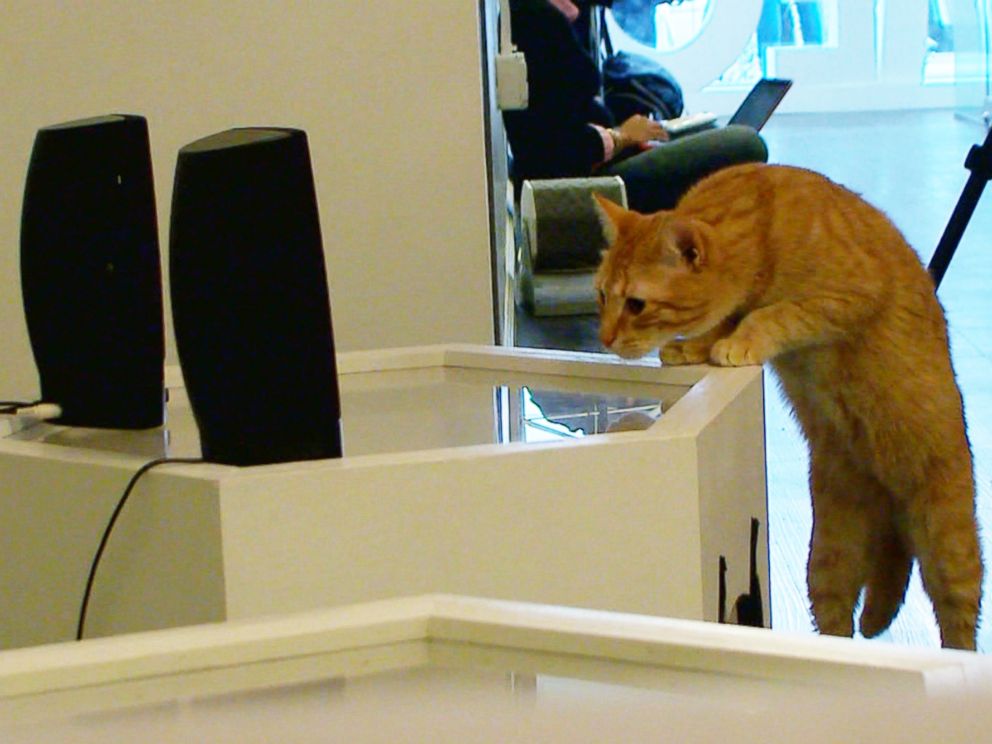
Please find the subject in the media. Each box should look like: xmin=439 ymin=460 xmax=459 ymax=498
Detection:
xmin=0 ymin=1 xmax=494 ymax=398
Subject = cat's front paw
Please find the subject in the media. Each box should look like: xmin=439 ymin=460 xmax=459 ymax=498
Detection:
xmin=709 ymin=336 xmax=768 ymax=367
xmin=660 ymin=340 xmax=710 ymax=366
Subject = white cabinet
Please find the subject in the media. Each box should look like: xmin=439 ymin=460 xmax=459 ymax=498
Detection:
xmin=0 ymin=346 xmax=765 ymax=648
xmin=0 ymin=595 xmax=986 ymax=742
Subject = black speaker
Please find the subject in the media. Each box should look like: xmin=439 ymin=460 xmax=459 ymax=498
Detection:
xmin=20 ymin=114 xmax=165 ymax=429
xmin=170 ymin=127 xmax=342 ymax=466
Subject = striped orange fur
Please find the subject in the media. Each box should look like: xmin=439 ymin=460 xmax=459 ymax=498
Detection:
xmin=594 ymin=163 xmax=982 ymax=649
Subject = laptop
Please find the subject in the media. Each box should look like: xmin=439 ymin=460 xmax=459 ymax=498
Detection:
xmin=727 ymin=78 xmax=793 ymax=130
xmin=661 ymin=78 xmax=793 ymax=136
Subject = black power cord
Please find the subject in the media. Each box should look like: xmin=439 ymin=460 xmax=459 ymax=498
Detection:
xmin=734 ymin=518 xmax=764 ymax=628
xmin=717 ymin=518 xmax=764 ymax=626
xmin=76 ymin=456 xmax=204 ymax=641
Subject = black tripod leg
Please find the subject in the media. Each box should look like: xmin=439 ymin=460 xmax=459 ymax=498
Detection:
xmin=928 ymin=126 xmax=992 ymax=289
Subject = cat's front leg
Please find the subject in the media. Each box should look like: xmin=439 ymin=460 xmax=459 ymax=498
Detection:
xmin=709 ymin=331 xmax=775 ymax=367
xmin=711 ymin=296 xmax=872 ymax=367
xmin=709 ymin=315 xmax=779 ymax=367
xmin=660 ymin=338 xmax=712 ymax=365
xmin=661 ymin=316 xmax=738 ymax=366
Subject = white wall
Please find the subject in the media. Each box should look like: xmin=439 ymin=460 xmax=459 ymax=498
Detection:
xmin=0 ymin=1 xmax=495 ymax=399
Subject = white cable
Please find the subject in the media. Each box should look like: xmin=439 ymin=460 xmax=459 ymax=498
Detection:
xmin=495 ymin=0 xmax=528 ymax=111
xmin=6 ymin=403 xmax=62 ymax=420
xmin=499 ymin=0 xmax=514 ymax=53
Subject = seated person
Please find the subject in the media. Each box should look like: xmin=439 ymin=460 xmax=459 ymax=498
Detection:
xmin=503 ymin=0 xmax=768 ymax=213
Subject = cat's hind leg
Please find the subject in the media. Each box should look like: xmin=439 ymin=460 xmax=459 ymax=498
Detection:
xmin=905 ymin=459 xmax=982 ymax=650
xmin=807 ymin=454 xmax=875 ymax=638
xmin=858 ymin=520 xmax=913 ymax=638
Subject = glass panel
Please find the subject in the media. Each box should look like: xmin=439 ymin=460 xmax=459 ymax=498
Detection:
xmin=723 ymin=0 xmax=834 ymax=85
xmin=950 ymin=0 xmax=992 ymax=120
xmin=341 ymin=367 xmax=680 ymax=455
xmin=518 ymin=385 xmax=663 ymax=442
xmin=0 ymin=656 xmax=942 ymax=743
xmin=757 ymin=0 xmax=829 ymax=49
xmin=927 ymin=0 xmax=964 ymax=85
xmin=7 ymin=366 xmax=687 ymax=458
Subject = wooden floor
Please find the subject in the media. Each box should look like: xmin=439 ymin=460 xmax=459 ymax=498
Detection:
xmin=514 ymin=109 xmax=992 ymax=651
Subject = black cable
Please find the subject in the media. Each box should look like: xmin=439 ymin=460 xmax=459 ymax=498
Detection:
xmin=718 ymin=555 xmax=727 ymax=624
xmin=76 ymin=456 xmax=204 ymax=641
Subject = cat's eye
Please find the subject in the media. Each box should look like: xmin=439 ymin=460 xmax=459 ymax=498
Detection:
xmin=625 ymin=297 xmax=646 ymax=315
xmin=597 ymin=289 xmax=606 ymax=305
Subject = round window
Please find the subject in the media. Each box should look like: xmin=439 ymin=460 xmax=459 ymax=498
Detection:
xmin=609 ymin=0 xmax=714 ymax=53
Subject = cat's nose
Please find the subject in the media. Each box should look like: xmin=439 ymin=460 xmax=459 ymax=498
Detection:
xmin=599 ymin=325 xmax=617 ymax=349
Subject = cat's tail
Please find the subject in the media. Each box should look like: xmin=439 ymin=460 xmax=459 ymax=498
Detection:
xmin=858 ymin=529 xmax=913 ymax=638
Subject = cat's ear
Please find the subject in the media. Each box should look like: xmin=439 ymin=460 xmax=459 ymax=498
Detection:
xmin=662 ymin=218 xmax=707 ymax=270
xmin=592 ymin=193 xmax=632 ymax=245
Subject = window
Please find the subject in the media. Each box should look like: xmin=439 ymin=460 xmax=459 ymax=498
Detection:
xmin=605 ymin=0 xmax=969 ymax=108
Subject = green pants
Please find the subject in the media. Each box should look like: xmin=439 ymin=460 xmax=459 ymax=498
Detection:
xmin=602 ymin=124 xmax=768 ymax=213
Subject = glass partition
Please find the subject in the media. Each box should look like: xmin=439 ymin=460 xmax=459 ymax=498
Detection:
xmin=604 ymin=0 xmax=971 ymax=110
xmin=8 ymin=366 xmax=686 ymax=459
xmin=950 ymin=0 xmax=992 ymax=124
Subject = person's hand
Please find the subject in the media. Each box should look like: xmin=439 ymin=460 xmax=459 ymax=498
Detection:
xmin=617 ymin=115 xmax=668 ymax=147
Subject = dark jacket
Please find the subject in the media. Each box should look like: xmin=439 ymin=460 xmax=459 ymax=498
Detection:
xmin=503 ymin=0 xmax=615 ymax=187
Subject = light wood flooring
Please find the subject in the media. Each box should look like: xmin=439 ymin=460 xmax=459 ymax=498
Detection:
xmin=514 ymin=109 xmax=992 ymax=651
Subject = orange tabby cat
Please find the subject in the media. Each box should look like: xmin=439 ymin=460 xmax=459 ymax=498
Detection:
xmin=594 ymin=163 xmax=982 ymax=650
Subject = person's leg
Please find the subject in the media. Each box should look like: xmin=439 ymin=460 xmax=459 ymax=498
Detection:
xmin=604 ymin=125 xmax=768 ymax=212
